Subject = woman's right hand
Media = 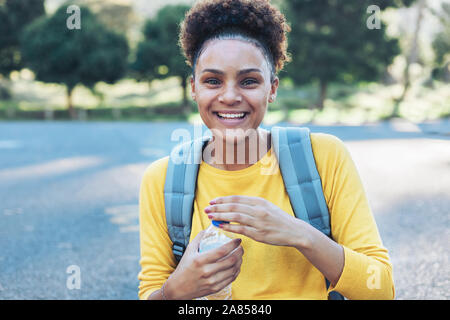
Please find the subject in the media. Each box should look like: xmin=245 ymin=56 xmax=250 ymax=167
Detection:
xmin=164 ymin=230 xmax=244 ymax=300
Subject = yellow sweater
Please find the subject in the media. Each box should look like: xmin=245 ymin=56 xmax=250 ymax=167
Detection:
xmin=138 ymin=133 xmax=394 ymax=300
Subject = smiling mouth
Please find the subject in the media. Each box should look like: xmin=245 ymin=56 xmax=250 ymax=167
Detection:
xmin=213 ymin=111 xmax=249 ymax=120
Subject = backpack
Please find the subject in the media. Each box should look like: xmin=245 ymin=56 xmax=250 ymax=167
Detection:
xmin=163 ymin=126 xmax=344 ymax=300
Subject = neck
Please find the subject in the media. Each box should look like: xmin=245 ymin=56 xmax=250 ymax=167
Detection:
xmin=204 ymin=128 xmax=271 ymax=171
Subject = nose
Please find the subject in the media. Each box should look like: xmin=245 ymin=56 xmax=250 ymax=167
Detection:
xmin=218 ymin=84 xmax=242 ymax=105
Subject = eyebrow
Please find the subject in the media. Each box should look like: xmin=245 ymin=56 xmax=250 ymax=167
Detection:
xmin=201 ymin=68 xmax=262 ymax=76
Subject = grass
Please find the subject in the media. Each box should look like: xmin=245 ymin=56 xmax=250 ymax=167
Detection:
xmin=0 ymin=73 xmax=449 ymax=124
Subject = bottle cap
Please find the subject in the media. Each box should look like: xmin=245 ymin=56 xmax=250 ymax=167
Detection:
xmin=212 ymin=220 xmax=229 ymax=227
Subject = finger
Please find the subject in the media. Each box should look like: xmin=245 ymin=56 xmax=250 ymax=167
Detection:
xmin=207 ymin=265 xmax=241 ymax=294
xmin=199 ymin=238 xmax=242 ymax=264
xmin=220 ymin=223 xmax=259 ymax=240
xmin=196 ymin=230 xmax=206 ymax=242
xmin=208 ymin=211 xmax=257 ymax=227
xmin=186 ymin=230 xmax=205 ymax=253
xmin=205 ymin=203 xmax=255 ymax=215
xmin=203 ymin=247 xmax=242 ymax=280
xmin=216 ymin=243 xmax=244 ymax=265
xmin=210 ymin=195 xmax=266 ymax=206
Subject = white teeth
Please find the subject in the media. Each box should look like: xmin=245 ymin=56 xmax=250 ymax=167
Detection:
xmin=217 ymin=112 xmax=245 ymax=119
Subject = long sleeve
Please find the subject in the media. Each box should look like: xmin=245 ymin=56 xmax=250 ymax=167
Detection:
xmin=311 ymin=133 xmax=395 ymax=300
xmin=137 ymin=156 xmax=176 ymax=300
xmin=137 ymin=133 xmax=395 ymax=300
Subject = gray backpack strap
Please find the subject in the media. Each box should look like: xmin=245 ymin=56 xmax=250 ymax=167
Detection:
xmin=271 ymin=126 xmax=344 ymax=300
xmin=271 ymin=126 xmax=331 ymax=236
xmin=164 ymin=136 xmax=210 ymax=262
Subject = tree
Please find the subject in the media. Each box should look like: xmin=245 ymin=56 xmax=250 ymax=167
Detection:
xmin=0 ymin=0 xmax=45 ymax=76
xmin=20 ymin=6 xmax=129 ymax=118
xmin=393 ymin=0 xmax=426 ymax=117
xmin=282 ymin=0 xmax=414 ymax=110
xmin=431 ymin=2 xmax=450 ymax=82
xmin=131 ymin=4 xmax=192 ymax=114
xmin=0 ymin=0 xmax=45 ymax=99
xmin=68 ymin=0 xmax=137 ymax=37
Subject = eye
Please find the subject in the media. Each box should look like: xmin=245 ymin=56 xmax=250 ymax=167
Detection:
xmin=241 ymin=78 xmax=259 ymax=86
xmin=205 ymin=78 xmax=221 ymax=85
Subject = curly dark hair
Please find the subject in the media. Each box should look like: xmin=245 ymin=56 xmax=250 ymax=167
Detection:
xmin=179 ymin=0 xmax=291 ymax=81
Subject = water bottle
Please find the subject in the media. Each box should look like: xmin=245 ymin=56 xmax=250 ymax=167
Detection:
xmin=196 ymin=220 xmax=235 ymax=300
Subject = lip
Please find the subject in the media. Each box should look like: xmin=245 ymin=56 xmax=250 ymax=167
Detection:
xmin=213 ymin=110 xmax=249 ymax=114
xmin=212 ymin=111 xmax=250 ymax=127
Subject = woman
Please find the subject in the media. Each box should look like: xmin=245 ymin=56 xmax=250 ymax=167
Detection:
xmin=138 ymin=0 xmax=394 ymax=300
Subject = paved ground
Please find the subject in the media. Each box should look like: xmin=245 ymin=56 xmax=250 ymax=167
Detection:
xmin=0 ymin=119 xmax=448 ymax=299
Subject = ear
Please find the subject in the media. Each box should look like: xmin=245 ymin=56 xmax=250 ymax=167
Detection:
xmin=190 ymin=75 xmax=196 ymax=100
xmin=269 ymin=76 xmax=279 ymax=102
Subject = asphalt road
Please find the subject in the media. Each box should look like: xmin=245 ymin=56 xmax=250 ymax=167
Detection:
xmin=0 ymin=119 xmax=448 ymax=299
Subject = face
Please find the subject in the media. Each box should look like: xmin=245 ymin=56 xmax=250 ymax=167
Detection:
xmin=191 ymin=39 xmax=279 ymax=143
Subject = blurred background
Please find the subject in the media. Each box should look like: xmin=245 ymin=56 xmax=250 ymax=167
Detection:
xmin=1 ymin=0 xmax=449 ymax=123
xmin=0 ymin=0 xmax=448 ymax=299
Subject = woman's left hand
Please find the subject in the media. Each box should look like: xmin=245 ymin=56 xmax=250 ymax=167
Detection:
xmin=204 ymin=195 xmax=309 ymax=248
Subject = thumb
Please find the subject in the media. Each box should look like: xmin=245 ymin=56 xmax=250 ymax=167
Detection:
xmin=186 ymin=230 xmax=205 ymax=252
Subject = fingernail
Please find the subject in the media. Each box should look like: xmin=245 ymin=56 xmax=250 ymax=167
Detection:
xmin=207 ymin=214 xmax=214 ymax=219
xmin=209 ymin=199 xmax=216 ymax=205
xmin=204 ymin=207 xmax=211 ymax=213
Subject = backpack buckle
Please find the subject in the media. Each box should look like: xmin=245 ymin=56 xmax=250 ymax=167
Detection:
xmin=172 ymin=241 xmax=185 ymax=262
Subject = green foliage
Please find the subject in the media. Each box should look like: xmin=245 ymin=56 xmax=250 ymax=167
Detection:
xmin=20 ymin=6 xmax=129 ymax=92
xmin=433 ymin=31 xmax=450 ymax=66
xmin=131 ymin=4 xmax=191 ymax=82
xmin=283 ymin=0 xmax=402 ymax=86
xmin=0 ymin=0 xmax=45 ymax=75
xmin=431 ymin=2 xmax=450 ymax=81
